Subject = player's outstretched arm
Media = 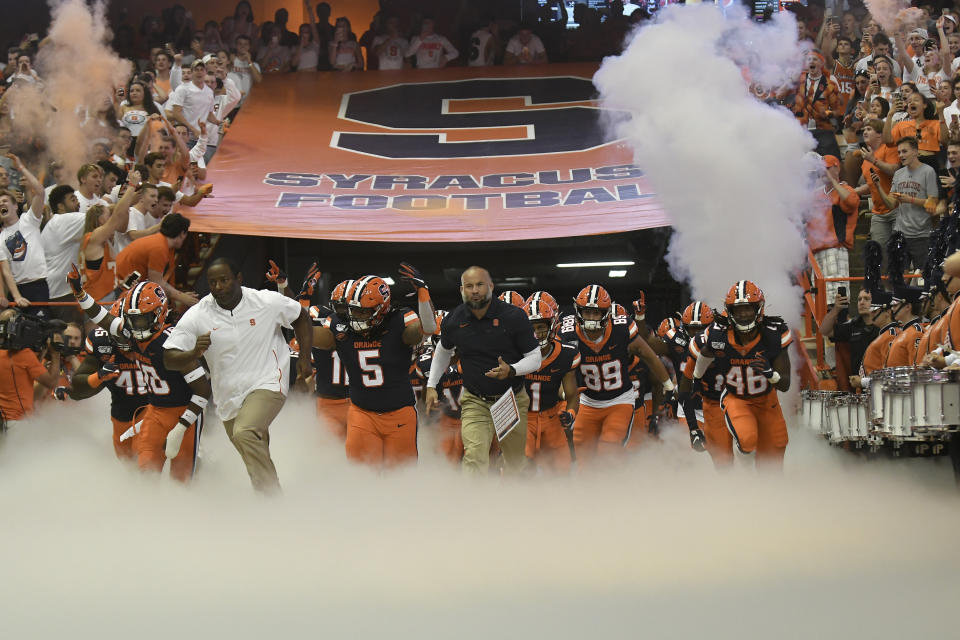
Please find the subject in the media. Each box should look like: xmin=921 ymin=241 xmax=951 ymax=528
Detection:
xmin=67 ymin=264 xmax=124 ymax=336
xmin=68 ymin=354 xmax=115 ymax=400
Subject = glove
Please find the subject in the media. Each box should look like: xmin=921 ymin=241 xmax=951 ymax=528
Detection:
xmin=558 ymin=410 xmax=575 ymax=431
xmin=66 ymin=263 xmax=84 ymax=298
xmin=647 ymin=413 xmax=659 ymax=437
xmin=747 ymin=355 xmax=776 ymax=379
xmin=89 ymin=361 xmax=120 ymax=388
xmin=398 ymin=262 xmax=427 ymax=292
xmin=265 ymin=259 xmax=287 ymax=285
xmin=165 ymin=423 xmax=187 ymax=459
xmin=689 ymin=428 xmax=707 ymax=452
xmin=298 ymin=262 xmax=321 ymax=304
xmin=53 ymin=386 xmax=68 ymax=401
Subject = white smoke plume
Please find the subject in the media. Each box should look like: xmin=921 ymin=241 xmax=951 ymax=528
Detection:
xmin=863 ymin=0 xmax=919 ymax=35
xmin=6 ymin=0 xmax=131 ymax=181
xmin=0 ymin=393 xmax=958 ymax=638
xmin=595 ymin=5 xmax=817 ymax=325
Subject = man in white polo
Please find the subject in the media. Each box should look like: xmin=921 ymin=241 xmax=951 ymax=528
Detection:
xmin=163 ymin=257 xmax=313 ymax=493
xmin=165 ymin=59 xmax=218 ymax=142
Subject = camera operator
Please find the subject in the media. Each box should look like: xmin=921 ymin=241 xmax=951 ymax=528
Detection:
xmin=41 ymin=322 xmax=84 ymax=401
xmin=0 ymin=308 xmax=62 ymax=430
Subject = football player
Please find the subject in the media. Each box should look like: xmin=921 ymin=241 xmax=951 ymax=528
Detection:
xmin=681 ymin=328 xmax=730 ymax=464
xmin=69 ymin=296 xmax=150 ymax=460
xmin=523 ymin=298 xmax=580 ymax=473
xmin=67 ymin=268 xmax=211 ymax=481
xmin=311 ymin=266 xmax=436 ymax=468
xmin=415 ymin=339 xmax=464 ymax=464
xmin=499 ymin=290 xmax=525 ymax=307
xmin=559 ymin=284 xmax=672 ymax=465
xmin=688 ymin=281 xmax=791 ymax=468
xmin=311 ymin=278 xmax=353 ymax=439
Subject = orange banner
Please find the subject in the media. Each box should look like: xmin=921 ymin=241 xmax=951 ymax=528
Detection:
xmin=193 ymin=63 xmax=668 ymax=242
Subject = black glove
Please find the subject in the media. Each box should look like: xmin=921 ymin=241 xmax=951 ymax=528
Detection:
xmin=66 ymin=263 xmax=85 ymax=298
xmin=265 ymin=259 xmax=287 ymax=285
xmin=647 ymin=413 xmax=659 ymax=437
xmin=398 ymin=262 xmax=427 ymax=292
xmin=689 ymin=428 xmax=706 ymax=452
xmin=298 ymin=262 xmax=321 ymax=303
xmin=558 ymin=410 xmax=575 ymax=432
xmin=747 ymin=355 xmax=776 ymax=379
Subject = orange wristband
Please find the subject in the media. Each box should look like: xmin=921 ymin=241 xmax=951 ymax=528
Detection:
xmin=417 ymin=287 xmax=431 ymax=303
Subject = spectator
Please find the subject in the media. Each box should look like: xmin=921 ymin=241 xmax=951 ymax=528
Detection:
xmin=855 ymin=33 xmax=902 ymax=78
xmin=505 ymin=23 xmax=548 ymax=65
xmin=115 ymin=212 xmax=197 ymax=308
xmin=152 ymin=50 xmax=175 ymax=104
xmin=274 ymin=9 xmax=300 ymax=48
xmin=96 ymin=161 xmax=124 ymax=203
xmin=358 ymin=12 xmax=384 ymax=71
xmin=822 ymin=289 xmax=878 ymax=380
xmin=372 ymin=15 xmax=409 ymax=71
xmin=329 ymin=17 xmax=364 ymax=72
xmin=854 ymin=118 xmax=901 ymax=259
xmin=257 ymin=23 xmax=293 ymax=73
xmin=793 ymin=50 xmax=842 ymax=157
xmin=883 ymin=92 xmax=944 ymax=171
xmin=42 ymin=184 xmax=90 ymax=323
xmin=227 ymin=35 xmax=261 ymax=103
xmin=895 ymin=30 xmax=947 ymax=99
xmin=808 ymin=155 xmax=860 ymax=305
xmin=293 ymin=2 xmax=323 ymax=72
xmin=80 ymin=175 xmax=140 ymax=303
xmin=74 ymin=164 xmax=107 ymax=213
xmin=166 ymin=60 xmax=217 ymax=142
xmin=110 ymin=128 xmax=134 ymax=170
xmin=202 ymin=20 xmax=227 ymax=53
xmin=229 ymin=1 xmax=259 ymax=50
xmin=0 ymin=308 xmax=62 ymax=428
xmin=877 ymin=137 xmax=942 ymax=269
xmin=406 ymin=17 xmax=458 ymax=69
xmin=1 ymin=155 xmax=46 ymax=311
xmin=118 ymin=181 xmax=161 ymax=253
xmin=314 ymin=2 xmax=335 ymax=70
xmin=6 ymin=53 xmax=40 ymax=86
xmin=467 ymin=16 xmax=499 ymax=68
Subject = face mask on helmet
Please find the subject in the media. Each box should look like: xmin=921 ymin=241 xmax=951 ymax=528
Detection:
xmin=531 ymin=320 xmax=551 ymax=349
xmin=124 ymin=309 xmax=160 ymax=340
xmin=575 ymin=305 xmax=609 ymax=332
xmin=727 ymin=303 xmax=760 ymax=332
xmin=347 ymin=304 xmax=378 ymax=332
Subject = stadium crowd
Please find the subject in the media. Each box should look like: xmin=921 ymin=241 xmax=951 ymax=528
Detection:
xmin=3 ymin=0 xmax=960 ymax=486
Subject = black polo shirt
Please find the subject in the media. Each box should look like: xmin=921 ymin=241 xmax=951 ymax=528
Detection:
xmin=833 ymin=313 xmax=879 ymax=373
xmin=438 ymin=298 xmax=538 ymax=397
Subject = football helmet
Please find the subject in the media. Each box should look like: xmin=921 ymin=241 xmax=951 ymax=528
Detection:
xmin=656 ymin=317 xmax=678 ymax=340
xmin=123 ymin=281 xmax=168 ymax=341
xmin=525 ymin=298 xmax=558 ymax=348
xmin=613 ymin=302 xmax=627 ymax=317
xmin=724 ymin=280 xmax=765 ymax=332
xmin=527 ymin=290 xmax=560 ymax=333
xmin=498 ymin=290 xmax=525 ymax=307
xmin=681 ymin=301 xmax=715 ymax=334
xmin=573 ymin=285 xmax=612 ymax=332
xmin=330 ymin=279 xmax=355 ymax=318
xmin=346 ymin=275 xmax=391 ymax=332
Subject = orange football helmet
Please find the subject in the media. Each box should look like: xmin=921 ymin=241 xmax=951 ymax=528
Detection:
xmin=525 ymin=298 xmax=557 ymax=348
xmin=573 ymin=284 xmax=612 ymax=331
xmin=526 ymin=291 xmax=559 ymax=315
xmin=656 ymin=317 xmax=678 ymax=339
xmin=613 ymin=302 xmax=627 ymax=317
xmin=681 ymin=301 xmax=715 ymax=333
xmin=632 ymin=292 xmax=646 ymax=319
xmin=346 ymin=275 xmax=391 ymax=332
xmin=724 ymin=280 xmax=765 ymax=332
xmin=330 ymin=279 xmax=355 ymax=317
xmin=123 ymin=281 xmax=168 ymax=340
xmin=498 ymin=290 xmax=525 ymax=307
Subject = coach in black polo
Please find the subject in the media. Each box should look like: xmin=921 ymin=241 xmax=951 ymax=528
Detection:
xmin=425 ymin=266 xmax=542 ymax=475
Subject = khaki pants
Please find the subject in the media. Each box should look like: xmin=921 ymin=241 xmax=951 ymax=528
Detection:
xmin=460 ymin=388 xmax=530 ymax=476
xmin=222 ymin=389 xmax=286 ymax=493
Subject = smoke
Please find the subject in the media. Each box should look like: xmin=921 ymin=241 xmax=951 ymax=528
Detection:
xmin=0 ymin=393 xmax=958 ymax=638
xmin=595 ymin=5 xmax=818 ymax=324
xmin=864 ymin=1 xmax=919 ymax=35
xmin=6 ymin=0 xmax=131 ymax=181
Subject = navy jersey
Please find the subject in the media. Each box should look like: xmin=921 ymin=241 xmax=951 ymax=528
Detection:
xmin=523 ymin=339 xmax=580 ymax=412
xmin=129 ymin=326 xmax=195 ymax=407
xmin=313 ymin=312 xmax=349 ymax=399
xmin=628 ymin=355 xmax=650 ymax=409
xmin=685 ymin=331 xmax=728 ymax=402
xmin=660 ymin=324 xmax=690 ymax=375
xmin=698 ymin=317 xmax=791 ymax=399
xmin=85 ymin=328 xmax=149 ymax=421
xmin=332 ymin=307 xmax=417 ymax=413
xmin=416 ymin=348 xmax=463 ymax=419
xmin=558 ymin=314 xmax=639 ymax=402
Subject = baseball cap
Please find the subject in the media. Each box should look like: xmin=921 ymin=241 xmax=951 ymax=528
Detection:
xmin=822 ymin=155 xmax=840 ymax=168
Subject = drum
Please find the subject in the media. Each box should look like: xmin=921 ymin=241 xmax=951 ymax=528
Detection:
xmin=825 ymin=394 xmax=852 ymax=443
xmin=809 ymin=391 xmax=844 ymax=437
xmin=849 ymin=393 xmax=870 ymax=440
xmin=869 ymin=372 xmax=887 ymax=426
xmin=881 ymin=367 xmax=917 ymax=439
xmin=907 ymin=368 xmax=960 ymax=434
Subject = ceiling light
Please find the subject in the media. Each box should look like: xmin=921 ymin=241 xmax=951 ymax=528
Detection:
xmin=608 ymin=270 xmax=627 ymax=278
xmin=556 ymin=261 xmax=635 ymax=268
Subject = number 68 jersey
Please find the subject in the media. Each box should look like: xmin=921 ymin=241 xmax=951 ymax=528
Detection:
xmin=696 ymin=317 xmax=791 ymax=399
xmin=558 ymin=314 xmax=639 ymax=406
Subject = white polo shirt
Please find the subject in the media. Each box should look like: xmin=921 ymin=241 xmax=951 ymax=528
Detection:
xmin=164 ymin=287 xmax=303 ymax=421
xmin=166 ymin=81 xmax=215 ymax=132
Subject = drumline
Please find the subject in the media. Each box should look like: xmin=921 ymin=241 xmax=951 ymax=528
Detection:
xmin=801 ymin=367 xmax=960 ymax=448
